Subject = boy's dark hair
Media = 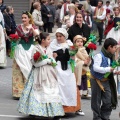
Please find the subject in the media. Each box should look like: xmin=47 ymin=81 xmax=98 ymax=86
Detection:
xmin=98 ymin=0 xmax=103 ymax=5
xmin=35 ymin=32 xmax=49 ymax=44
xmin=104 ymin=38 xmax=117 ymax=49
xmin=106 ymin=1 xmax=110 ymax=4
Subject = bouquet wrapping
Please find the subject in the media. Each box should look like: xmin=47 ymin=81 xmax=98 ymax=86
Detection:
xmin=114 ymin=22 xmax=120 ymax=31
xmin=33 ymin=51 xmax=57 ymax=67
xmin=9 ymin=34 xmax=20 ymax=58
xmin=104 ymin=59 xmax=120 ymax=78
xmin=84 ymin=34 xmax=97 ymax=57
xmin=68 ymin=45 xmax=78 ymax=72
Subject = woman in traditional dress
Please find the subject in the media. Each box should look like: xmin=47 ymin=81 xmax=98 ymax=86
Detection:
xmin=50 ymin=28 xmax=81 ymax=115
xmin=18 ymin=32 xmax=64 ymax=120
xmin=106 ymin=7 xmax=120 ymax=43
xmin=0 ymin=23 xmax=6 ymax=67
xmin=12 ymin=11 xmax=39 ymax=99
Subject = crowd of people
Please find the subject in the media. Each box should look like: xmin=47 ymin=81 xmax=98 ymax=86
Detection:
xmin=0 ymin=0 xmax=120 ymax=120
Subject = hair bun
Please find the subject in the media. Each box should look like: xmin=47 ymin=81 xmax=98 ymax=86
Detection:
xmin=35 ymin=35 xmax=41 ymax=41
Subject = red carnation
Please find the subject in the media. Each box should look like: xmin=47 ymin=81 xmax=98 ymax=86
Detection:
xmin=9 ymin=34 xmax=19 ymax=41
xmin=33 ymin=51 xmax=41 ymax=62
xmin=70 ymin=46 xmax=75 ymax=50
xmin=87 ymin=43 xmax=97 ymax=50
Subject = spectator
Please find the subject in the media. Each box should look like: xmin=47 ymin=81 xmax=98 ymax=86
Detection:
xmin=72 ymin=0 xmax=79 ymax=8
xmin=90 ymin=0 xmax=98 ymax=6
xmin=41 ymin=0 xmax=51 ymax=32
xmin=0 ymin=0 xmax=6 ymax=13
xmin=62 ymin=3 xmax=78 ymax=30
xmin=32 ymin=2 xmax=44 ymax=31
xmin=90 ymin=0 xmax=106 ymax=45
xmin=55 ymin=3 xmax=62 ymax=28
xmin=114 ymin=0 xmax=120 ymax=7
xmin=103 ymin=1 xmax=114 ymax=15
xmin=78 ymin=4 xmax=85 ymax=18
xmin=84 ymin=10 xmax=92 ymax=28
xmin=0 ymin=6 xmax=4 ymax=27
xmin=47 ymin=0 xmax=56 ymax=33
xmin=3 ymin=6 xmax=13 ymax=56
xmin=30 ymin=0 xmax=41 ymax=14
xmin=8 ymin=6 xmax=16 ymax=34
xmin=60 ymin=0 xmax=71 ymax=21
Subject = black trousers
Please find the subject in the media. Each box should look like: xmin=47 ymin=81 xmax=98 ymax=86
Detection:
xmin=91 ymin=78 xmax=112 ymax=120
xmin=48 ymin=22 xmax=53 ymax=33
xmin=95 ymin=22 xmax=104 ymax=44
xmin=43 ymin=22 xmax=53 ymax=33
xmin=43 ymin=23 xmax=48 ymax=32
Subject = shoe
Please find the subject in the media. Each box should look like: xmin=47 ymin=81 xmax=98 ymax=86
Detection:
xmin=53 ymin=117 xmax=61 ymax=120
xmin=81 ymin=94 xmax=91 ymax=99
xmin=76 ymin=109 xmax=85 ymax=116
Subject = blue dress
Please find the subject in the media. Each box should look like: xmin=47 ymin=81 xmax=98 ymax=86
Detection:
xmin=17 ymin=45 xmax=64 ymax=117
xmin=18 ymin=70 xmax=64 ymax=117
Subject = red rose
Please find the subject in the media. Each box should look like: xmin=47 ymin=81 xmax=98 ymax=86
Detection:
xmin=33 ymin=51 xmax=41 ymax=62
xmin=87 ymin=43 xmax=97 ymax=50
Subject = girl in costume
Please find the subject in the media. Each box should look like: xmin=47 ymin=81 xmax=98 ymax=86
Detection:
xmin=106 ymin=7 xmax=120 ymax=43
xmin=12 ymin=11 xmax=39 ymax=99
xmin=50 ymin=28 xmax=81 ymax=115
xmin=74 ymin=35 xmax=91 ymax=109
xmin=18 ymin=32 xmax=64 ymax=120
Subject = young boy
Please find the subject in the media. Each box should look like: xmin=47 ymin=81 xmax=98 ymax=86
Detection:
xmin=90 ymin=38 xmax=118 ymax=120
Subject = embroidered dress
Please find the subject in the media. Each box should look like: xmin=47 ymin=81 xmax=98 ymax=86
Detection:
xmin=50 ymin=39 xmax=79 ymax=113
xmin=106 ymin=17 xmax=120 ymax=43
xmin=18 ymin=44 xmax=64 ymax=117
xmin=0 ymin=24 xmax=7 ymax=67
xmin=12 ymin=24 xmax=39 ymax=98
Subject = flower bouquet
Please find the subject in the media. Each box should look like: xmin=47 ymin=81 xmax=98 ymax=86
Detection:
xmin=33 ymin=51 xmax=57 ymax=67
xmin=114 ymin=22 xmax=120 ymax=31
xmin=104 ymin=59 xmax=120 ymax=78
xmin=68 ymin=45 xmax=78 ymax=72
xmin=9 ymin=34 xmax=20 ymax=58
xmin=84 ymin=34 xmax=97 ymax=57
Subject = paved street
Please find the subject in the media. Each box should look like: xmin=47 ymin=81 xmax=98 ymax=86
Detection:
xmin=0 ymin=30 xmax=120 ymax=120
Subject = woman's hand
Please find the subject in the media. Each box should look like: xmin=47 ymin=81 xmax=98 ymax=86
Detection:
xmin=53 ymin=53 xmax=58 ymax=58
xmin=84 ymin=57 xmax=91 ymax=65
xmin=114 ymin=71 xmax=120 ymax=75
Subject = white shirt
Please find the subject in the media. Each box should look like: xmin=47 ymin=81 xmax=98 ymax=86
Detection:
xmin=32 ymin=9 xmax=44 ymax=27
xmin=60 ymin=3 xmax=70 ymax=21
xmin=90 ymin=6 xmax=106 ymax=20
xmin=103 ymin=5 xmax=114 ymax=14
xmin=93 ymin=53 xmax=111 ymax=74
